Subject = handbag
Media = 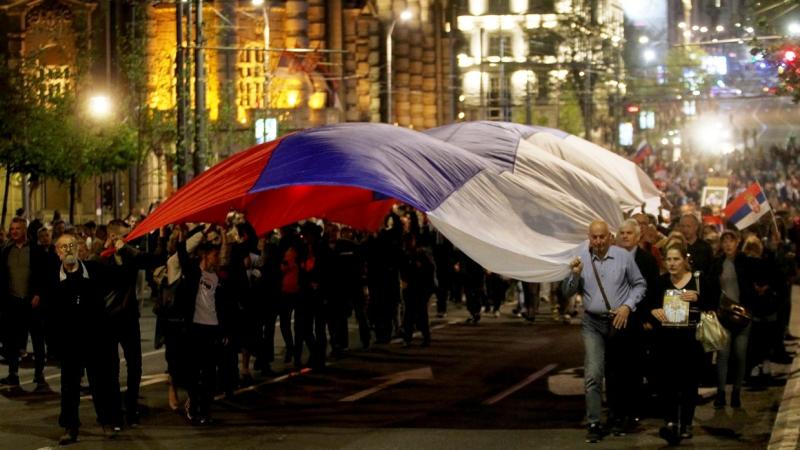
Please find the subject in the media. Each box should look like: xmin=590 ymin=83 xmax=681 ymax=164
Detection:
xmin=691 ymin=271 xmax=729 ymax=351
xmin=718 ymin=295 xmax=752 ymax=332
xmin=696 ymin=311 xmax=729 ymax=352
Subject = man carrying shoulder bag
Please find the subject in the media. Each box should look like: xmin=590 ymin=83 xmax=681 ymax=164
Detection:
xmin=562 ymin=220 xmax=647 ymax=443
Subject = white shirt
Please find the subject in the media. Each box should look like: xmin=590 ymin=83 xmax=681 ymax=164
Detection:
xmin=193 ymin=270 xmax=219 ymax=326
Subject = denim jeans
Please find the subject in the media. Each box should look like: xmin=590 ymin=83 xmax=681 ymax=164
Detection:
xmin=583 ymin=314 xmax=607 ymax=425
xmin=582 ymin=311 xmax=636 ymax=425
xmin=717 ymin=323 xmax=751 ymax=393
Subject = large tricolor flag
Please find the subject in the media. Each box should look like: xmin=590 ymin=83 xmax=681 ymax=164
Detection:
xmin=128 ymin=122 xmax=647 ymax=281
xmin=723 ymin=182 xmax=771 ymax=230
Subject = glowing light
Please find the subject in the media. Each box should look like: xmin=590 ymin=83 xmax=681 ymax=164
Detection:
xmin=88 ymin=95 xmax=112 ymax=119
xmin=308 ymin=91 xmax=326 ymax=110
xmin=399 ymin=10 xmax=412 ymax=22
xmin=678 ymin=22 xmax=686 ymax=29
xmin=643 ymin=49 xmax=656 ymax=62
xmin=716 ymin=25 xmax=725 ymax=32
xmin=285 ymin=90 xmax=300 ymax=108
xmin=638 ymin=36 xmax=650 ymax=44
xmin=511 ymin=0 xmax=528 ymax=14
xmin=785 ymin=50 xmax=797 ymax=62
xmin=251 ymin=0 xmax=264 ymax=5
xmin=789 ymin=23 xmax=800 ymax=35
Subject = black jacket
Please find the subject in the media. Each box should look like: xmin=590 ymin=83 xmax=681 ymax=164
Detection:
xmin=174 ymin=241 xmax=234 ymax=335
xmin=633 ymin=246 xmax=660 ymax=324
xmin=96 ymin=244 xmax=155 ymax=321
xmin=42 ymin=261 xmax=114 ymax=353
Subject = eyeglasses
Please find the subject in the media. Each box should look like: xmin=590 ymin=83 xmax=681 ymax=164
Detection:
xmin=58 ymin=242 xmax=77 ymax=251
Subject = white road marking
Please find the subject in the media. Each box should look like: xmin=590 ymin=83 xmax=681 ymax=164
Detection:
xmin=483 ymin=363 xmax=558 ymax=405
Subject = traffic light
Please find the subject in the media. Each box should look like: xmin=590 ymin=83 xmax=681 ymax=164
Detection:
xmin=101 ymin=181 xmax=114 ymax=208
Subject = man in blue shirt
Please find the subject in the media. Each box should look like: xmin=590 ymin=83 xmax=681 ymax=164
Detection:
xmin=563 ymin=220 xmax=646 ymax=443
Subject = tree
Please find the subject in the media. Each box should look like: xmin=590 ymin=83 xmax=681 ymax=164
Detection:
xmin=0 ymin=54 xmax=137 ymax=225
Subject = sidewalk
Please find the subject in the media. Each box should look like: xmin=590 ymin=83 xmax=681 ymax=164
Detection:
xmin=768 ymin=284 xmax=800 ymax=449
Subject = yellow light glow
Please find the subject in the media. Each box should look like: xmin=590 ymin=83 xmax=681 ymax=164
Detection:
xmin=286 ymin=90 xmax=300 ymax=108
xmin=308 ymin=91 xmax=326 ymax=110
xmin=469 ymin=0 xmax=486 ymax=15
xmin=555 ymin=0 xmax=572 ymax=13
xmin=511 ymin=70 xmax=534 ymax=95
xmin=88 ymin=95 xmax=112 ymax=120
xmin=463 ymin=70 xmax=484 ymax=98
xmin=542 ymin=15 xmax=558 ymax=28
xmin=458 ymin=16 xmax=475 ymax=32
xmin=470 ymin=32 xmax=483 ymax=60
xmin=510 ymin=0 xmax=528 ymax=14
xmin=526 ymin=15 xmax=541 ymax=29
xmin=458 ymin=53 xmax=475 ymax=67
xmin=501 ymin=16 xmax=519 ymax=30
xmin=482 ymin=16 xmax=499 ymax=31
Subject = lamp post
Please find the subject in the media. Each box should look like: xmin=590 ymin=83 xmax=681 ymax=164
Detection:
xmin=87 ymin=94 xmax=119 ymax=221
xmin=386 ymin=9 xmax=412 ymax=125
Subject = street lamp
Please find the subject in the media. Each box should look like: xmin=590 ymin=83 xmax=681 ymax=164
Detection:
xmin=643 ymin=49 xmax=656 ymax=63
xmin=88 ymin=94 xmax=112 ymax=120
xmin=386 ymin=9 xmax=413 ymax=125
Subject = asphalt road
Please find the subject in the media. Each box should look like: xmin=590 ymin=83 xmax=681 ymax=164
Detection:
xmin=0 ymin=295 xmax=790 ymax=449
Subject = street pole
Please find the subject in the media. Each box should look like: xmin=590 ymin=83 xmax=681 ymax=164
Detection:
xmin=261 ymin=1 xmax=271 ymax=141
xmin=193 ymin=0 xmax=207 ymax=177
xmin=176 ymin=0 xmax=187 ymax=187
xmin=386 ymin=19 xmax=396 ymax=124
xmin=105 ymin=0 xmax=120 ymax=220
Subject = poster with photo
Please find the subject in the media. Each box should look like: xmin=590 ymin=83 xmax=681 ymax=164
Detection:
xmin=701 ymin=186 xmax=729 ymax=209
xmin=663 ymin=289 xmax=690 ymax=327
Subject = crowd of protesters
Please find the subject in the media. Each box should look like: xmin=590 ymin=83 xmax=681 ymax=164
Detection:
xmin=0 ymin=204 xmax=521 ymax=444
xmin=0 ymin=140 xmax=799 ymax=446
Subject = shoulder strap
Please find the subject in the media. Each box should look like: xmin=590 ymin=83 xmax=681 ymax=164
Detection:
xmin=589 ymin=255 xmax=613 ymax=312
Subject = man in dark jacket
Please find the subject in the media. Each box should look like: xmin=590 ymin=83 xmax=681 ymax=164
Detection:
xmin=46 ymin=233 xmax=121 ymax=445
xmin=617 ymin=218 xmax=660 ymax=431
xmin=99 ymin=220 xmax=153 ymax=426
xmin=0 ymin=217 xmax=47 ymax=388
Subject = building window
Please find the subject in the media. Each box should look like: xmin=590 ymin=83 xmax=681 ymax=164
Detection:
xmin=529 ymin=0 xmax=556 ymax=13
xmin=487 ymin=0 xmax=508 ymax=14
xmin=488 ymin=33 xmax=512 ymax=57
xmin=237 ymin=46 xmax=266 ymax=111
xmin=528 ymin=31 xmax=558 ymax=57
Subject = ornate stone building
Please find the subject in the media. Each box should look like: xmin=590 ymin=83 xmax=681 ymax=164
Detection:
xmin=0 ymin=0 xmax=456 ymax=224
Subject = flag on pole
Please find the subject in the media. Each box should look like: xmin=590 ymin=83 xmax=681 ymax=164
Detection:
xmin=632 ymin=140 xmax=653 ymax=164
xmin=723 ymin=182 xmax=771 ymax=230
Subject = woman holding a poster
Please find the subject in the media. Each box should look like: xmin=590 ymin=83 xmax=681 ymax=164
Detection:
xmin=645 ymin=243 xmax=718 ymax=445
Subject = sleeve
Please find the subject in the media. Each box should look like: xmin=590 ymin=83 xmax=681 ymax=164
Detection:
xmin=561 ymin=272 xmax=582 ymax=299
xmin=623 ymin=254 xmax=646 ymax=312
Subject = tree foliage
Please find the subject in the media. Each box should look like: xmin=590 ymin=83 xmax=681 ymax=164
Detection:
xmin=0 ymin=54 xmax=137 ymax=204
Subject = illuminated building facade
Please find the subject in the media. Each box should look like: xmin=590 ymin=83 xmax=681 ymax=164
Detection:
xmin=0 ymin=1 xmax=456 ymax=223
xmin=454 ymin=0 xmax=625 ymax=142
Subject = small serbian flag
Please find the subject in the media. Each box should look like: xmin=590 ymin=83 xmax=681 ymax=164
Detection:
xmin=703 ymin=215 xmax=724 ymax=232
xmin=723 ymin=182 xmax=771 ymax=230
xmin=632 ymin=141 xmax=653 ymax=164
